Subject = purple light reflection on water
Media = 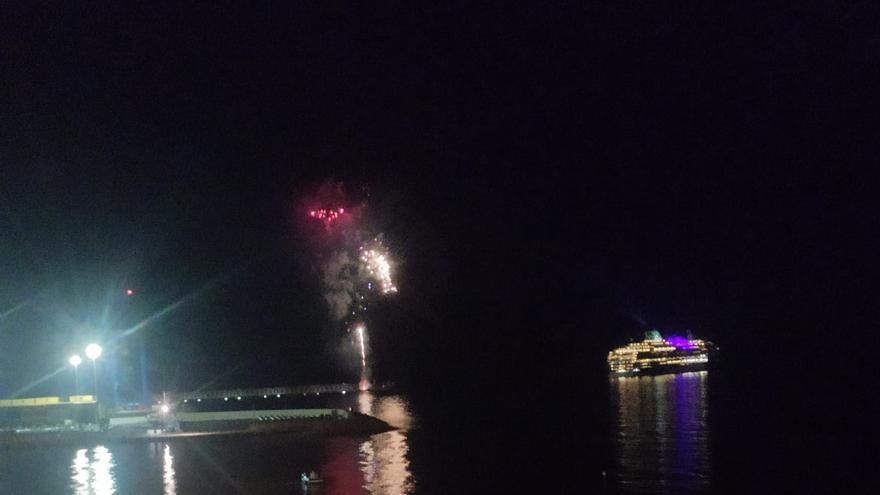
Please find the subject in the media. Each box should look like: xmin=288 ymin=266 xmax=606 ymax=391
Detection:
xmin=665 ymin=335 xmax=694 ymax=348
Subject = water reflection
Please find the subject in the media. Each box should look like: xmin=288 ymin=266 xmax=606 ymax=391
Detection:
xmin=611 ymin=371 xmax=710 ymax=494
xmin=162 ymin=444 xmax=177 ymax=495
xmin=70 ymin=446 xmax=117 ymax=495
xmin=58 ymin=394 xmax=414 ymax=494
xmin=356 ymin=392 xmax=414 ymax=494
xmin=71 ymin=449 xmax=90 ymax=494
xmin=318 ymin=392 xmax=414 ymax=494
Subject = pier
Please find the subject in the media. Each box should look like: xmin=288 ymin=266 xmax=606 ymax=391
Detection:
xmin=171 ymin=382 xmax=390 ymax=403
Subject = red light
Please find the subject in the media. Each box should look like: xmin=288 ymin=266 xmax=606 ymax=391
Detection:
xmin=126 ymin=288 xmax=134 ymax=296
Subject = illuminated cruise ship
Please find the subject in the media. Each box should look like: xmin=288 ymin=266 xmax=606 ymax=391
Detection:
xmin=608 ymin=330 xmax=712 ymax=375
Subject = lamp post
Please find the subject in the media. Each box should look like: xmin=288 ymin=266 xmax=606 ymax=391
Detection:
xmin=69 ymin=355 xmax=82 ymax=395
xmin=85 ymin=344 xmax=103 ymax=402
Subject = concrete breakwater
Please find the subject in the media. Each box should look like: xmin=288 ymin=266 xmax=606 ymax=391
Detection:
xmin=0 ymin=409 xmax=393 ymax=448
xmin=177 ymin=408 xmax=393 ymax=435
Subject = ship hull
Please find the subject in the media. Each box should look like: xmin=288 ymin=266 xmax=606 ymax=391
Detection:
xmin=610 ymin=361 xmax=708 ymax=377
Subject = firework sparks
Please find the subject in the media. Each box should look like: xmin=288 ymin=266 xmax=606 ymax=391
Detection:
xmin=308 ymin=207 xmax=345 ymax=227
xmin=360 ymin=240 xmax=397 ymax=294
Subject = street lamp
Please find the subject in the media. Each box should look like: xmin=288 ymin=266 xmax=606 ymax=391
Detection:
xmin=69 ymin=355 xmax=82 ymax=394
xmin=85 ymin=343 xmax=102 ymax=402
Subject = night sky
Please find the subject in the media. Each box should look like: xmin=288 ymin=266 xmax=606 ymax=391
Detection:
xmin=1 ymin=2 xmax=877 ymax=450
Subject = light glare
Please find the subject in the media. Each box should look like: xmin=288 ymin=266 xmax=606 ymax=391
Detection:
xmin=85 ymin=344 xmax=103 ymax=361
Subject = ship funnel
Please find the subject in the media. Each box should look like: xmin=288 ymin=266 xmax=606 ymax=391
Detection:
xmin=645 ymin=329 xmax=663 ymax=341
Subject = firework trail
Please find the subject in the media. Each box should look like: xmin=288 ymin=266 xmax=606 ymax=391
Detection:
xmin=355 ymin=324 xmax=367 ymax=367
xmin=354 ymin=322 xmax=370 ymax=390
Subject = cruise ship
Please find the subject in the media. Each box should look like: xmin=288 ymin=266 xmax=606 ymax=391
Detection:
xmin=608 ymin=330 xmax=712 ymax=375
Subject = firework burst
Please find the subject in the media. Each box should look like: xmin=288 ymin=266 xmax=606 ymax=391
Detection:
xmin=308 ymin=207 xmax=345 ymax=227
xmin=360 ymin=239 xmax=397 ymax=295
xmin=300 ymin=183 xmax=399 ymax=389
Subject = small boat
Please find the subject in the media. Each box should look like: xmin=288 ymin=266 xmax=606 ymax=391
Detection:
xmin=301 ymin=472 xmax=324 ymax=484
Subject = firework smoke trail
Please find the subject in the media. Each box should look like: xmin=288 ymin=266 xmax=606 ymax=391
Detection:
xmin=321 ymin=251 xmax=358 ymax=321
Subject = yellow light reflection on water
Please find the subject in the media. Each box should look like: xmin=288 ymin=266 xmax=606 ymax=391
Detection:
xmin=70 ymin=445 xmax=116 ymax=495
xmin=612 ymin=371 xmax=710 ymax=492
xmin=356 ymin=392 xmax=415 ymax=495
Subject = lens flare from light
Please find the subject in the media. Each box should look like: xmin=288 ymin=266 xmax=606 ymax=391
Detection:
xmin=85 ymin=344 xmax=103 ymax=361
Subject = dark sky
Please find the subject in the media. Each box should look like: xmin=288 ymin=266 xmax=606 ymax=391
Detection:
xmin=0 ymin=3 xmax=877 ymax=413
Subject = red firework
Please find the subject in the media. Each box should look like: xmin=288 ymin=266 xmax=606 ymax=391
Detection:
xmin=308 ymin=207 xmax=345 ymax=226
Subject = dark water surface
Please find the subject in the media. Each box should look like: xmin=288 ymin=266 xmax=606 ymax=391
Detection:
xmin=1 ymin=374 xmax=871 ymax=494
xmin=0 ymin=382 xmax=715 ymax=494
xmin=0 ymin=393 xmax=415 ymax=495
